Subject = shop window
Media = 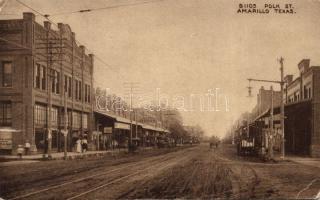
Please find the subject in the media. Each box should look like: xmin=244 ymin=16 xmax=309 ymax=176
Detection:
xmin=34 ymin=104 xmax=47 ymax=126
xmin=51 ymin=107 xmax=58 ymax=127
xmin=72 ymin=111 xmax=81 ymax=129
xmin=82 ymin=113 xmax=88 ymax=129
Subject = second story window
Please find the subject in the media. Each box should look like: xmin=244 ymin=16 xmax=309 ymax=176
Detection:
xmin=64 ymin=75 xmax=72 ymax=98
xmin=34 ymin=64 xmax=46 ymax=90
xmin=84 ymin=84 xmax=91 ymax=103
xmin=56 ymin=71 xmax=60 ymax=94
xmin=1 ymin=61 xmax=13 ymax=87
xmin=0 ymin=101 xmax=12 ymax=127
xmin=68 ymin=77 xmax=72 ymax=98
xmin=41 ymin=66 xmax=46 ymax=90
xmin=308 ymin=87 xmax=312 ymax=99
xmin=51 ymin=70 xmax=60 ymax=94
xmin=75 ymin=80 xmax=78 ymax=100
xmin=34 ymin=64 xmax=41 ymax=89
xmin=79 ymin=81 xmax=82 ymax=101
xmin=64 ymin=75 xmax=68 ymax=95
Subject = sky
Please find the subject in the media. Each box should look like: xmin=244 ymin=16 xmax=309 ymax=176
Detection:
xmin=1 ymin=0 xmax=320 ymax=137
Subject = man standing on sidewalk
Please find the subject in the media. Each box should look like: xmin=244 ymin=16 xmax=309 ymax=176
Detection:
xmin=24 ymin=140 xmax=31 ymax=155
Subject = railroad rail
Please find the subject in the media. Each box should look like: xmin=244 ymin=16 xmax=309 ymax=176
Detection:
xmin=9 ymin=147 xmax=195 ymax=200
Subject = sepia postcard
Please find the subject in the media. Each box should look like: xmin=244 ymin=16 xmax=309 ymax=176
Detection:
xmin=0 ymin=0 xmax=320 ymax=199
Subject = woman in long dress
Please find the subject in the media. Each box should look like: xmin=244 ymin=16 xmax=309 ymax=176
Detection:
xmin=76 ymin=138 xmax=82 ymax=153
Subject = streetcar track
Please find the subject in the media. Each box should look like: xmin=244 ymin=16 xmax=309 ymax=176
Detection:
xmin=8 ymin=147 xmax=196 ymax=200
xmin=66 ymin=154 xmax=191 ymax=200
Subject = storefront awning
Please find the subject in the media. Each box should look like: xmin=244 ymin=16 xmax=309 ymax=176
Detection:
xmin=95 ymin=111 xmax=170 ymax=133
xmin=95 ymin=111 xmax=139 ymax=125
xmin=114 ymin=122 xmax=130 ymax=130
xmin=0 ymin=128 xmax=21 ymax=132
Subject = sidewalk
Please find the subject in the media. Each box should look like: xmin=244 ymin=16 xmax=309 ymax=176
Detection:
xmin=0 ymin=148 xmax=128 ymax=161
xmin=275 ymin=155 xmax=320 ymax=168
xmin=286 ymin=156 xmax=320 ymax=168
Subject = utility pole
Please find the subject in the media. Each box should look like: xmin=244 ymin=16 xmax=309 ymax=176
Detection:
xmin=247 ymin=113 xmax=250 ymax=138
xmin=279 ymin=57 xmax=285 ymax=159
xmin=269 ymin=86 xmax=274 ymax=159
xmin=135 ymin=111 xmax=138 ymax=139
xmin=63 ymin=91 xmax=68 ymax=159
xmin=247 ymin=57 xmax=286 ymax=159
xmin=129 ymin=85 xmax=133 ymax=152
xmin=46 ymin=40 xmax=53 ymax=159
xmin=123 ymin=82 xmax=139 ymax=152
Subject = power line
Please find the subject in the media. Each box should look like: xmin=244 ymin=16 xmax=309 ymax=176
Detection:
xmin=16 ymin=0 xmax=44 ymax=16
xmin=48 ymin=0 xmax=164 ymax=17
xmin=15 ymin=0 xmax=125 ymax=81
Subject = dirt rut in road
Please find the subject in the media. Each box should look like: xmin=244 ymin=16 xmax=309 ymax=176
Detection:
xmin=124 ymin=148 xmax=259 ymax=199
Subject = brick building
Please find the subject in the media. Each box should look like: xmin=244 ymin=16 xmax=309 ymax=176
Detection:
xmin=245 ymin=59 xmax=320 ymax=157
xmin=251 ymin=86 xmax=282 ymax=120
xmin=0 ymin=13 xmax=94 ymax=154
xmin=234 ymin=59 xmax=320 ymax=157
xmin=283 ymin=59 xmax=320 ymax=157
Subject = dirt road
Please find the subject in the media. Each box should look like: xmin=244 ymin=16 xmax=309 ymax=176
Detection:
xmin=1 ymin=144 xmax=319 ymax=199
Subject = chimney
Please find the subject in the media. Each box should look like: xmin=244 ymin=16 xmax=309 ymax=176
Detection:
xmin=284 ymin=75 xmax=293 ymax=85
xmin=298 ymin=59 xmax=310 ymax=74
xmin=58 ymin=23 xmax=64 ymax=31
xmin=44 ymin=21 xmax=51 ymax=30
xmin=23 ymin=12 xmax=35 ymax=21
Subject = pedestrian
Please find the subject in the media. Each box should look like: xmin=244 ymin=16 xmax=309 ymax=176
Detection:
xmin=25 ymin=140 xmax=31 ymax=155
xmin=44 ymin=138 xmax=48 ymax=155
xmin=17 ymin=145 xmax=24 ymax=159
xmin=82 ymin=137 xmax=88 ymax=153
xmin=76 ymin=138 xmax=82 ymax=153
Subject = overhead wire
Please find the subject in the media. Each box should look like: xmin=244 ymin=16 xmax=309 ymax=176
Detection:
xmin=14 ymin=0 xmax=128 ymax=82
xmin=48 ymin=0 xmax=164 ymax=17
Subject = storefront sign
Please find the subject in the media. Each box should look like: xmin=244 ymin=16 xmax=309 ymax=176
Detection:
xmin=104 ymin=127 xmax=113 ymax=134
xmin=114 ymin=122 xmax=130 ymax=130
xmin=0 ymin=131 xmax=12 ymax=149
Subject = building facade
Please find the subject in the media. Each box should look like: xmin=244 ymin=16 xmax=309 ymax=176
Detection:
xmin=234 ymin=59 xmax=320 ymax=157
xmin=284 ymin=59 xmax=320 ymax=157
xmin=0 ymin=13 xmax=94 ymax=154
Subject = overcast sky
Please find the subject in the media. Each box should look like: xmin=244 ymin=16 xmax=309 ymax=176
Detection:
xmin=1 ymin=0 xmax=320 ymax=137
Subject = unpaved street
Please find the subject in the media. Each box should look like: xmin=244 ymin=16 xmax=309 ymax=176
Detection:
xmin=1 ymin=144 xmax=320 ymax=199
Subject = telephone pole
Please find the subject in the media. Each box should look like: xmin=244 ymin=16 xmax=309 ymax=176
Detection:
xmin=247 ymin=57 xmax=286 ymax=159
xmin=63 ymin=91 xmax=68 ymax=159
xmin=46 ymin=40 xmax=53 ymax=159
xmin=123 ymin=82 xmax=140 ymax=152
xmin=279 ymin=57 xmax=285 ymax=159
xmin=269 ymin=86 xmax=274 ymax=159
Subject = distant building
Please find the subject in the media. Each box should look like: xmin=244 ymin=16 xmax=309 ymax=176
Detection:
xmin=0 ymin=13 xmax=94 ymax=154
xmin=251 ymin=86 xmax=282 ymax=121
